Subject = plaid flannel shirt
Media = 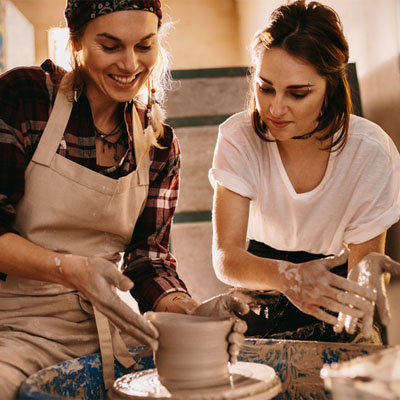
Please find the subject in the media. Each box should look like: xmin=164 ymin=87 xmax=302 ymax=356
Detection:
xmin=0 ymin=60 xmax=188 ymax=311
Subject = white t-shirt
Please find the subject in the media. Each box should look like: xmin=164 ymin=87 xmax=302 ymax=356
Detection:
xmin=209 ymin=111 xmax=400 ymax=255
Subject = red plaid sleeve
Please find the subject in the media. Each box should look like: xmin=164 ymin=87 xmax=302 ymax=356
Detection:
xmin=122 ymin=126 xmax=189 ymax=312
xmin=0 ymin=65 xmax=52 ymax=237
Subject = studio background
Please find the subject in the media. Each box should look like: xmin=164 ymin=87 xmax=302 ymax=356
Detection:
xmin=1 ymin=0 xmax=399 ymax=344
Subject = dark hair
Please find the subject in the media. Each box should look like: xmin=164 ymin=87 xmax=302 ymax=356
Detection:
xmin=250 ymin=0 xmax=352 ymax=151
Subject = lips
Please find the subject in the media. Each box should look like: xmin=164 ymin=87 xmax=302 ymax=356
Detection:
xmin=269 ymin=118 xmax=291 ymax=129
xmin=109 ymin=73 xmax=139 ymax=85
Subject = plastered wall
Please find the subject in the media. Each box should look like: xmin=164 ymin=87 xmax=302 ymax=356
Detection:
xmin=162 ymin=0 xmax=242 ymax=69
xmin=1 ymin=0 xmax=34 ymax=70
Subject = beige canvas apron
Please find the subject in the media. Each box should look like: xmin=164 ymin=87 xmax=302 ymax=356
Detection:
xmin=0 ymin=87 xmax=150 ymax=394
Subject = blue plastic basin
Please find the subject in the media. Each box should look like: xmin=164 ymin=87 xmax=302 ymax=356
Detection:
xmin=19 ymin=339 xmax=383 ymax=400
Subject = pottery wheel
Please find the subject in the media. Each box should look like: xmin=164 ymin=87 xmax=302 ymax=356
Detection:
xmin=108 ymin=362 xmax=282 ymax=400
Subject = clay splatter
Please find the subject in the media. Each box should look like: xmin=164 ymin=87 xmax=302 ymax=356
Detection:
xmin=277 ymin=261 xmax=301 ymax=294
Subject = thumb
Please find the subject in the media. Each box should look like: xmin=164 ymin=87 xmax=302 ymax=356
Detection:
xmin=322 ymin=247 xmax=349 ymax=271
xmin=101 ymin=260 xmax=134 ymax=291
xmin=383 ymin=257 xmax=400 ymax=276
xmin=117 ymin=275 xmax=134 ymax=292
xmin=376 ymin=289 xmax=392 ymax=326
xmin=225 ymin=295 xmax=250 ymax=316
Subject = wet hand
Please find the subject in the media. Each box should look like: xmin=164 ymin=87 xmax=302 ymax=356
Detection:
xmin=335 ymin=252 xmax=400 ymax=338
xmin=280 ymin=249 xmax=376 ymax=327
xmin=62 ymin=255 xmax=158 ymax=350
xmin=191 ymin=294 xmax=249 ymax=363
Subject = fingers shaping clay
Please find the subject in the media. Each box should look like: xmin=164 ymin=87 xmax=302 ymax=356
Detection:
xmin=108 ymin=312 xmax=281 ymax=400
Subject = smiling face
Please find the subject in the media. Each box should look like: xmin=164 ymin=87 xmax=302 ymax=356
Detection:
xmin=254 ymin=47 xmax=327 ymax=142
xmin=75 ymin=10 xmax=159 ymax=105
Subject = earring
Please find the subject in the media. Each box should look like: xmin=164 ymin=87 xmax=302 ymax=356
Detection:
xmin=139 ymin=76 xmax=166 ymax=154
xmin=141 ymin=77 xmax=158 ymax=150
xmin=145 ymin=77 xmax=156 ymax=129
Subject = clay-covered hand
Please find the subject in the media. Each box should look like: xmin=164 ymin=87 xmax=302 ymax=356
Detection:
xmin=191 ymin=294 xmax=249 ymax=363
xmin=280 ymin=249 xmax=376 ymax=327
xmin=62 ymin=255 xmax=159 ymax=350
xmin=335 ymin=252 xmax=400 ymax=338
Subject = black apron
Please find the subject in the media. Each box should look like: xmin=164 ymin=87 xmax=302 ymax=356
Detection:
xmin=241 ymin=240 xmax=385 ymax=344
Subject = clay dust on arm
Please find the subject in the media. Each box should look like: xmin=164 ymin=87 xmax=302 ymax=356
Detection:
xmin=211 ymin=183 xmax=376 ymax=329
xmin=278 ymin=249 xmax=376 ymax=327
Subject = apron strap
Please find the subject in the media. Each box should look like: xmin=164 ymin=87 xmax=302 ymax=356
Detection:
xmin=93 ymin=307 xmax=136 ymax=389
xmin=32 ymin=88 xmax=72 ymax=166
xmin=131 ymin=104 xmax=150 ymax=185
xmin=109 ymin=324 xmax=138 ymax=369
xmin=93 ymin=307 xmax=115 ymax=389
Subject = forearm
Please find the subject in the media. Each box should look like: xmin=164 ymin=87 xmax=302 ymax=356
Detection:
xmin=212 ymin=185 xmax=288 ymax=292
xmin=0 ymin=232 xmax=80 ymax=287
xmin=348 ymin=233 xmax=386 ymax=270
xmin=348 ymin=233 xmax=389 ymax=285
xmin=213 ymin=244 xmax=286 ymax=292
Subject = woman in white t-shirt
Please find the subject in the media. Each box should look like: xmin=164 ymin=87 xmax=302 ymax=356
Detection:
xmin=209 ymin=0 xmax=400 ymax=343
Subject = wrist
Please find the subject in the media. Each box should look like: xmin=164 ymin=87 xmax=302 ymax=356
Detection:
xmin=56 ymin=253 xmax=86 ymax=289
xmin=274 ymin=259 xmax=298 ymax=294
xmin=155 ymin=292 xmax=198 ymax=314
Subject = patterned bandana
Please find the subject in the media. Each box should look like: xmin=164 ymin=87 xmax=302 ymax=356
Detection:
xmin=65 ymin=0 xmax=162 ymax=32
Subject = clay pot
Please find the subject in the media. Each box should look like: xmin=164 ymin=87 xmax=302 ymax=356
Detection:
xmin=145 ymin=312 xmax=234 ymax=390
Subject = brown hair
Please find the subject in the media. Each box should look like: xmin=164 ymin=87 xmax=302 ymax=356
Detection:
xmin=249 ymin=0 xmax=352 ymax=151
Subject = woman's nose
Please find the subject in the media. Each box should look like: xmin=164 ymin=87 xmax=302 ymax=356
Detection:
xmin=120 ymin=49 xmax=137 ymax=72
xmin=269 ymin=94 xmax=287 ymax=118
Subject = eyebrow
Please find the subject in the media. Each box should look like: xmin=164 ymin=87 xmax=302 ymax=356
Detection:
xmin=258 ymin=76 xmax=314 ymax=89
xmin=96 ymin=32 xmax=156 ymax=42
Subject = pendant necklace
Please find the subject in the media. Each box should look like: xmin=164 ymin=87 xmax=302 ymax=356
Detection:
xmin=94 ymin=123 xmax=125 ymax=161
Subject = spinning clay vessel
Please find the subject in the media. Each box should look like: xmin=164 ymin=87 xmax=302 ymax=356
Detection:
xmin=145 ymin=311 xmax=234 ymax=390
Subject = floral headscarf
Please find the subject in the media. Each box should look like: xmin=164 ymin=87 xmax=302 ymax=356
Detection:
xmin=65 ymin=0 xmax=162 ymax=32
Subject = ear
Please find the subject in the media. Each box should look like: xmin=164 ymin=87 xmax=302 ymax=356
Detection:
xmin=73 ymin=37 xmax=83 ymax=52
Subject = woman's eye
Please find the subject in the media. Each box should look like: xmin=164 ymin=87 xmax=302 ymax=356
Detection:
xmin=102 ymin=44 xmax=118 ymax=51
xmin=291 ymin=92 xmax=308 ymax=99
xmin=258 ymin=86 xmax=274 ymax=94
xmin=137 ymin=44 xmax=152 ymax=51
